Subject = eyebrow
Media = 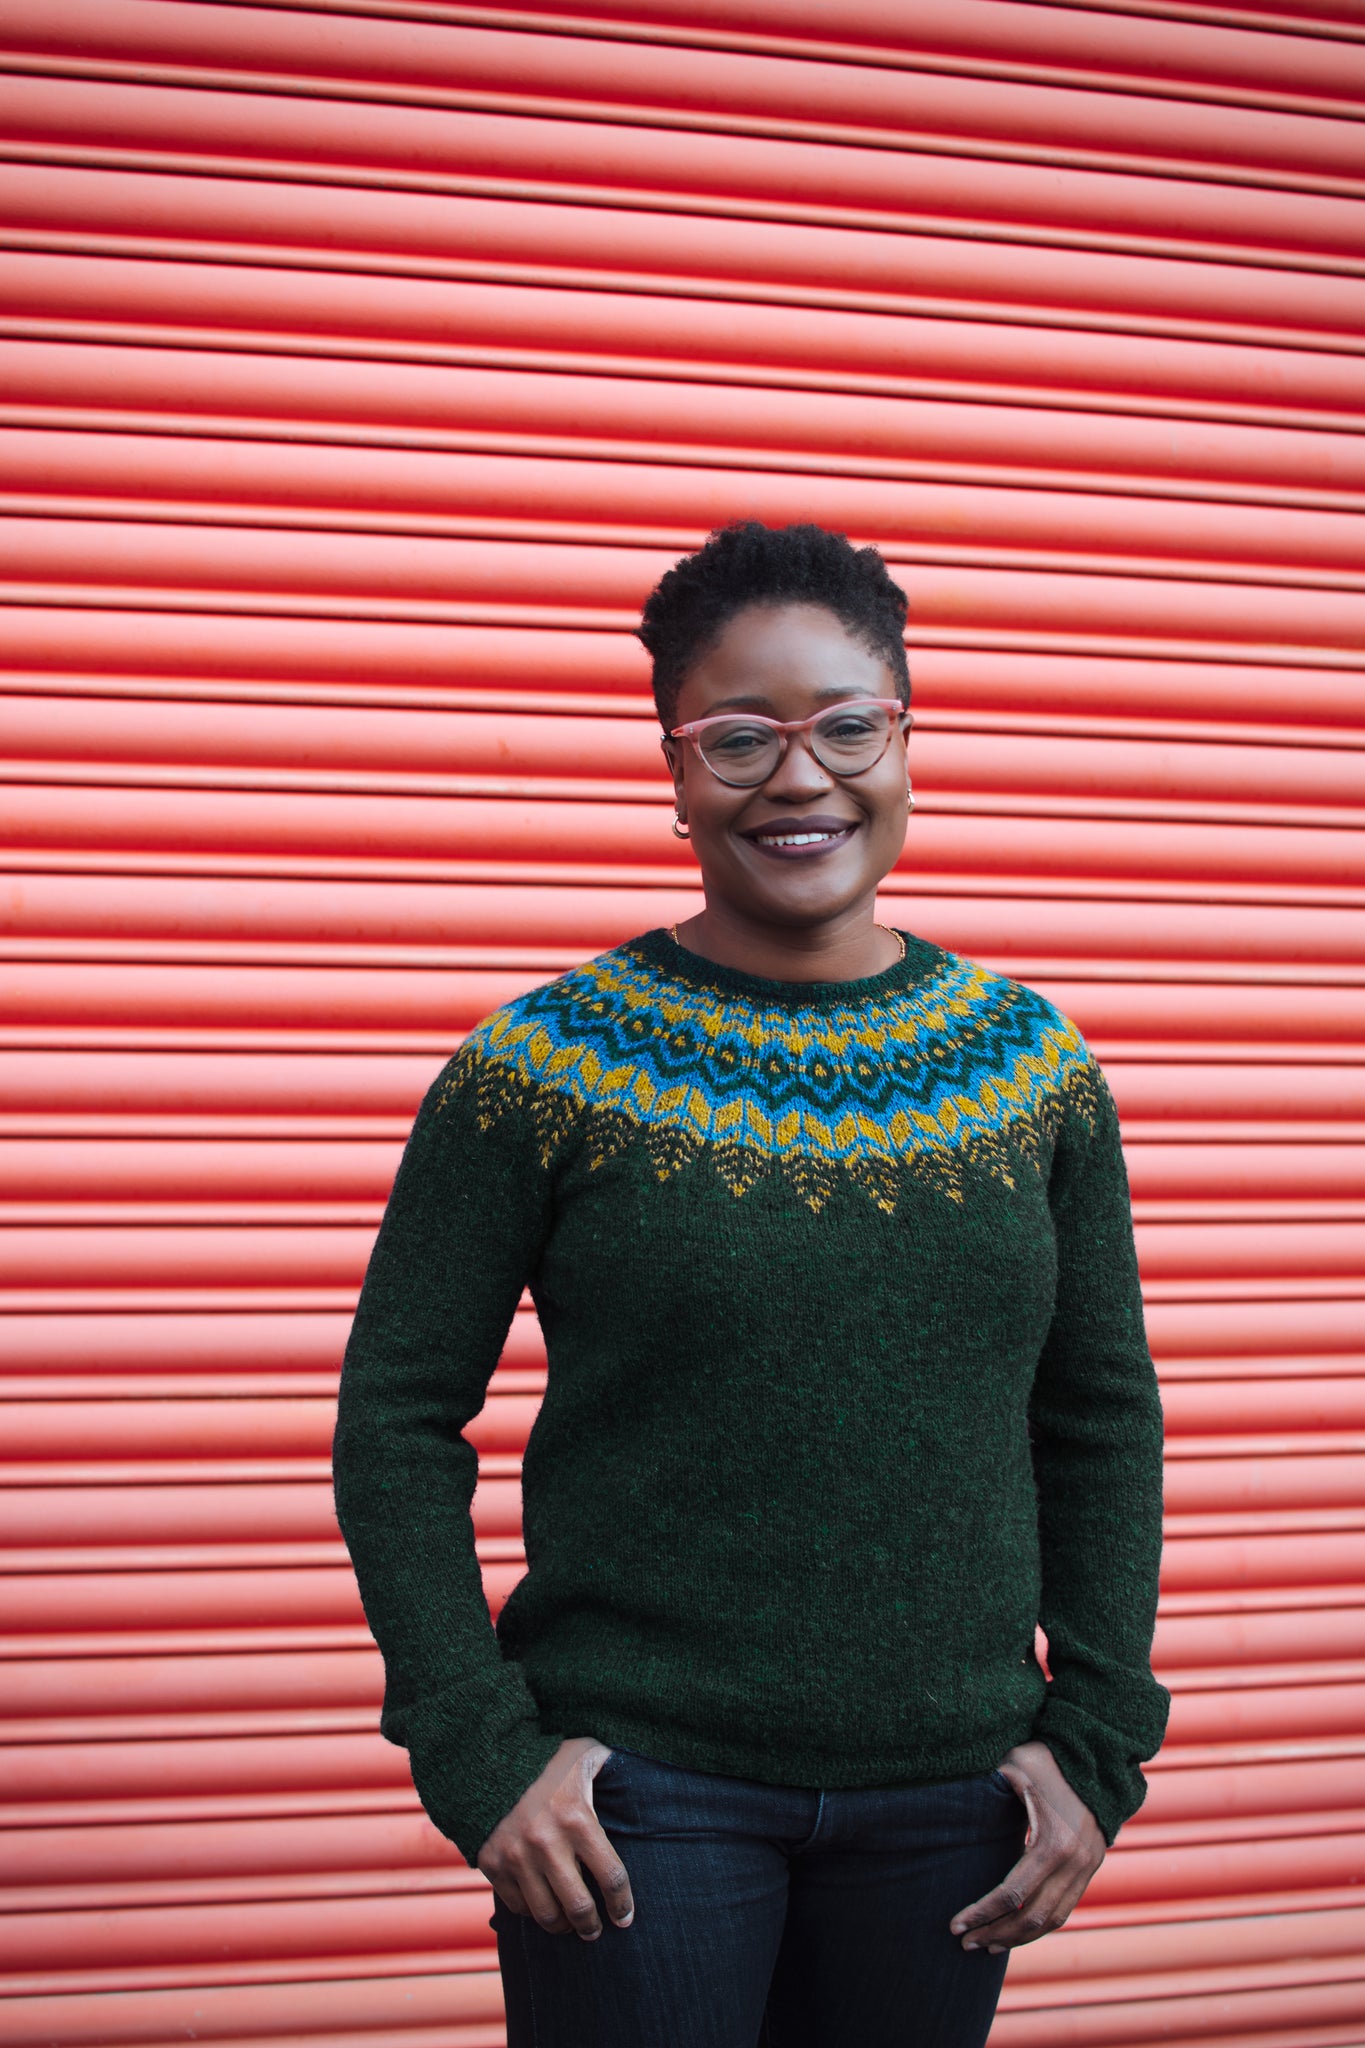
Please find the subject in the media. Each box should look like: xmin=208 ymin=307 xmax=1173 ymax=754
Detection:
xmin=702 ymin=685 xmax=871 ymax=713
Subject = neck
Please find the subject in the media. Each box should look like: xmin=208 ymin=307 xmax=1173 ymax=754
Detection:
xmin=673 ymin=900 xmax=901 ymax=983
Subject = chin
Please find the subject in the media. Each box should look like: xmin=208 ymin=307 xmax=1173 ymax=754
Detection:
xmin=748 ymin=876 xmax=874 ymax=927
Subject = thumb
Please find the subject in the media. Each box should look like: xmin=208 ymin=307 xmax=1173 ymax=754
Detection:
xmin=998 ymin=1762 xmax=1041 ymax=1849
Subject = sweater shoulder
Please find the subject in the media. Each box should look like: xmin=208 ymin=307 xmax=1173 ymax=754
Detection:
xmin=925 ymin=946 xmax=1110 ymax=1155
xmin=428 ymin=938 xmax=656 ymax=1148
xmin=456 ymin=938 xmax=653 ymax=1069
xmin=931 ymin=945 xmax=1096 ymax=1069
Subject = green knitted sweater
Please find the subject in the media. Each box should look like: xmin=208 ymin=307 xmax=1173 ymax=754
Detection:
xmin=333 ymin=927 xmax=1168 ymax=1863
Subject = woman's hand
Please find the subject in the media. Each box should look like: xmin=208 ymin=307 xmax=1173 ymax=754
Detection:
xmin=950 ymin=1739 xmax=1104 ymax=1953
xmin=477 ymin=1736 xmax=635 ymax=1941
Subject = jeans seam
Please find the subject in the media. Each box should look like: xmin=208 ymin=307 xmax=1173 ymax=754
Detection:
xmin=794 ymin=1788 xmax=826 ymax=1854
xmin=519 ymin=1910 xmax=542 ymax=2048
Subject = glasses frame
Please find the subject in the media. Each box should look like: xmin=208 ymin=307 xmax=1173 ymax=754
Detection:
xmin=667 ymin=697 xmax=911 ymax=788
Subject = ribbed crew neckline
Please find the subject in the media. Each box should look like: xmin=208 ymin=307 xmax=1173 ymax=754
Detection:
xmin=632 ymin=925 xmax=948 ymax=1012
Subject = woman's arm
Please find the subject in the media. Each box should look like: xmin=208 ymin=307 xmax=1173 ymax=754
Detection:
xmin=332 ymin=1048 xmax=563 ymax=1865
xmin=951 ymin=1052 xmax=1169 ymax=1950
xmin=1027 ymin=1057 xmax=1171 ymax=1840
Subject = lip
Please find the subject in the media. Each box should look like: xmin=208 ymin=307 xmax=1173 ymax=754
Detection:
xmin=741 ymin=813 xmax=861 ymax=860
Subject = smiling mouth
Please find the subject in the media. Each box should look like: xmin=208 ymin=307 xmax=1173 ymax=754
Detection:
xmin=746 ymin=820 xmax=858 ymax=856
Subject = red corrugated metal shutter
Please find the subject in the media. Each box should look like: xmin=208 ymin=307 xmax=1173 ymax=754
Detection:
xmin=2 ymin=1 xmax=1363 ymax=2040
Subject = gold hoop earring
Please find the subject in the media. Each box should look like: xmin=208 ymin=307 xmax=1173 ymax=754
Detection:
xmin=672 ymin=815 xmax=690 ymax=839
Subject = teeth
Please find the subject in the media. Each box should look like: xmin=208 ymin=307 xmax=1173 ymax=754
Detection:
xmin=756 ymin=830 xmax=842 ymax=846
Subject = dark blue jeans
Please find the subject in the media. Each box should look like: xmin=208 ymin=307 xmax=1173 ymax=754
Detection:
xmin=492 ymin=1745 xmax=1026 ymax=2047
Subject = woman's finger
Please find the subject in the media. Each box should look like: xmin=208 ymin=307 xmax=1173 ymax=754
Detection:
xmin=516 ymin=1861 xmax=577 ymax=1936
xmin=488 ymin=1872 xmax=530 ymax=1917
xmin=970 ymin=1867 xmax=1080 ymax=1951
xmin=569 ymin=1808 xmax=636 ymax=1928
xmin=951 ymin=1835 xmax=1068 ymax=1941
xmin=1032 ymin=1864 xmax=1097 ymax=1938
xmin=537 ymin=1843 xmax=610 ymax=1941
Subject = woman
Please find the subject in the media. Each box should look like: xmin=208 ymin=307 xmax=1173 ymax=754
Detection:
xmin=334 ymin=522 xmax=1169 ymax=2047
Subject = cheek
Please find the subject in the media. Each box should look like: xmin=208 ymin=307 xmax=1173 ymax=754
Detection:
xmin=683 ymin=774 xmax=747 ymax=844
xmin=864 ymin=767 xmax=911 ymax=839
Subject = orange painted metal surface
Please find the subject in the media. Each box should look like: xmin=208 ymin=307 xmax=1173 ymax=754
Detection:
xmin=1 ymin=1 xmax=1363 ymax=2043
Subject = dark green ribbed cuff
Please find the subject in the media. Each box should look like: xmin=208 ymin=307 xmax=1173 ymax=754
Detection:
xmin=404 ymin=1721 xmax=564 ymax=1867
xmin=1032 ymin=1690 xmax=1167 ymax=1847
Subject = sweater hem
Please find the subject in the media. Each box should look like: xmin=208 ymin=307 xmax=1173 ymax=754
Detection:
xmin=547 ymin=1710 xmax=1041 ymax=1794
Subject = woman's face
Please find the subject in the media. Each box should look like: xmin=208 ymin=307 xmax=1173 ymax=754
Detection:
xmin=662 ymin=602 xmax=910 ymax=935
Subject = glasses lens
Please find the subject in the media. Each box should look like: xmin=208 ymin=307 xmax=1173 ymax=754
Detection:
xmin=810 ymin=702 xmax=895 ymax=775
xmin=697 ymin=719 xmax=782 ymax=786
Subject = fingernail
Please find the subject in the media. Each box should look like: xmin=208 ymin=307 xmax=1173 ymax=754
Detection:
xmin=962 ymin=1941 xmax=977 ymax=1952
xmin=988 ymin=1945 xmax=1003 ymax=1955
xmin=616 ymin=1911 xmax=634 ymax=1927
xmin=950 ymin=1922 xmax=965 ymax=1935
xmin=584 ymin=1929 xmax=601 ymax=1942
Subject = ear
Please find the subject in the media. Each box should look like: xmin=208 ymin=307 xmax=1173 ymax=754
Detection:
xmin=660 ymin=734 xmax=687 ymax=819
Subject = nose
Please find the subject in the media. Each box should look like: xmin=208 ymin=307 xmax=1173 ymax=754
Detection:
xmin=759 ymin=728 xmax=837 ymax=800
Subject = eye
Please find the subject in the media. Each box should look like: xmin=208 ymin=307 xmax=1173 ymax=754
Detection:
xmin=820 ymin=710 xmax=880 ymax=741
xmin=708 ymin=723 xmax=771 ymax=755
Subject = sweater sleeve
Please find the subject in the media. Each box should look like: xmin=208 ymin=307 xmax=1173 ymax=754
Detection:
xmin=1028 ymin=1053 xmax=1170 ymax=1845
xmin=332 ymin=1043 xmax=563 ymax=1865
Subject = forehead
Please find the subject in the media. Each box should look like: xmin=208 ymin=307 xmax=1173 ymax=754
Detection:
xmin=678 ymin=603 xmax=892 ymax=717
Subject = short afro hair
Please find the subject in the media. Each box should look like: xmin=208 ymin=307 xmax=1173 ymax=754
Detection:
xmin=638 ymin=521 xmax=910 ymax=730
